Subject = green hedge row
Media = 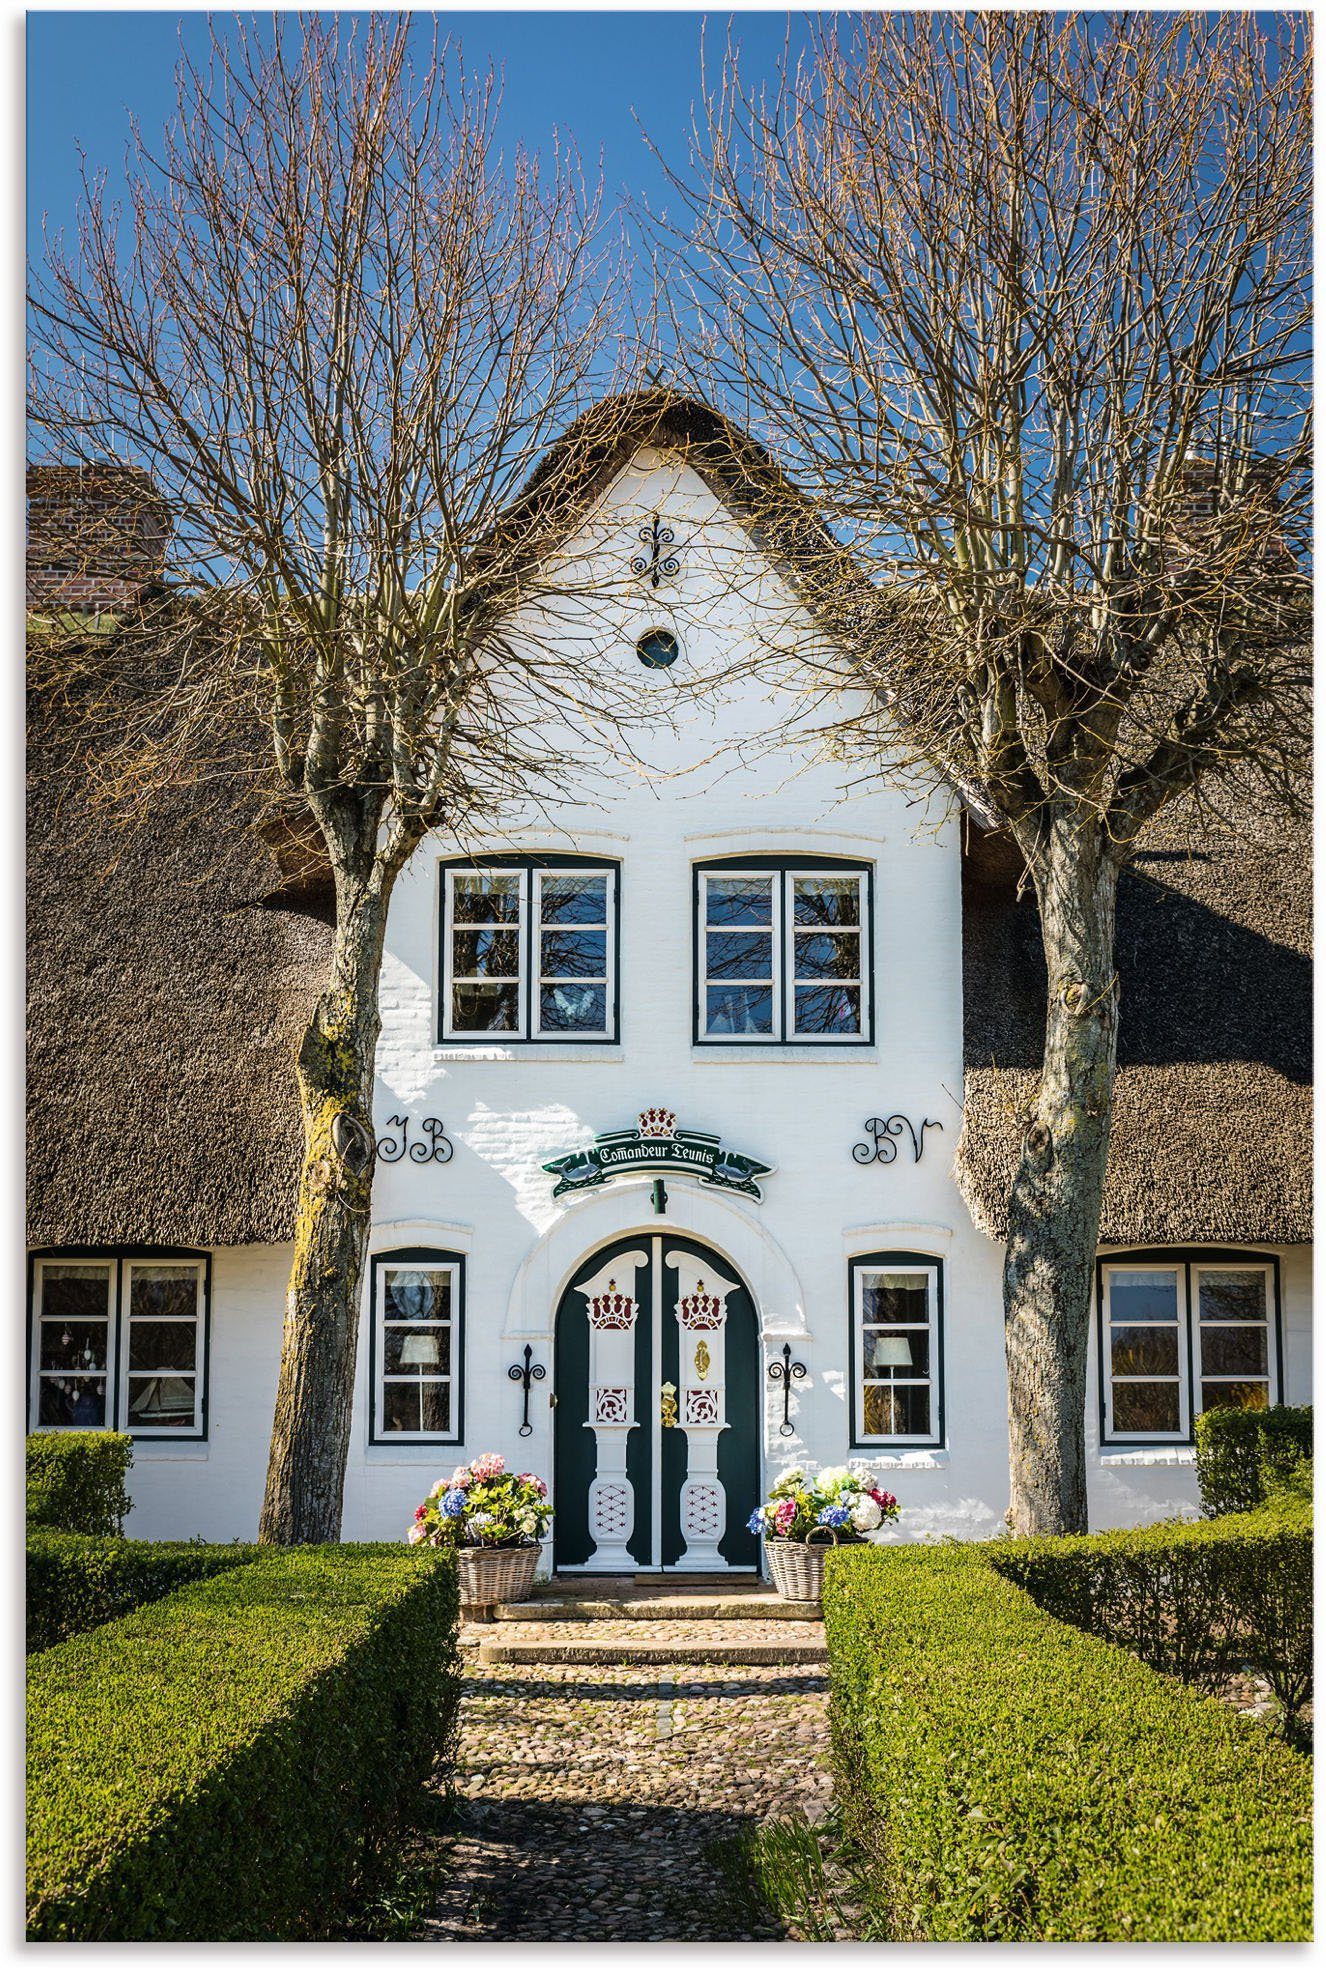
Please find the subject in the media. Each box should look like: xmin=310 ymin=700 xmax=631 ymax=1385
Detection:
xmin=823 ymin=1542 xmax=1311 ymax=1942
xmin=1194 ymin=1404 xmax=1312 ymax=1516
xmin=28 ymin=1544 xmax=460 ymax=1941
xmin=990 ymin=1500 xmax=1312 ymax=1732
xmin=26 ymin=1431 xmax=133 ymax=1535
xmin=27 ymin=1530 xmax=256 ymax=1654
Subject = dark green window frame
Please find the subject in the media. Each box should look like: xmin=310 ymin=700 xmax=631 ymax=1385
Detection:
xmin=438 ymin=854 xmax=621 ymax=1046
xmin=693 ymin=854 xmax=875 ymax=1047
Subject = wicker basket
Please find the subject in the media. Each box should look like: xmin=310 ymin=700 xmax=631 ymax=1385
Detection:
xmin=766 ymin=1532 xmax=834 ymax=1604
xmin=457 ymin=1543 xmax=541 ymax=1611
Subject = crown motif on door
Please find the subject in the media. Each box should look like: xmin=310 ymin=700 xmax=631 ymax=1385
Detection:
xmin=637 ymin=1107 xmax=676 ymax=1140
xmin=679 ymin=1280 xmax=723 ymax=1330
xmin=589 ymin=1280 xmax=637 ymax=1330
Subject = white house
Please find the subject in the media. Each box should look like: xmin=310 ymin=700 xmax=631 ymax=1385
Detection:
xmin=26 ymin=399 xmax=1312 ymax=1567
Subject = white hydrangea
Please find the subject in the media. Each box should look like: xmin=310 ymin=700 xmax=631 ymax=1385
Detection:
xmin=850 ymin=1494 xmax=883 ymax=1534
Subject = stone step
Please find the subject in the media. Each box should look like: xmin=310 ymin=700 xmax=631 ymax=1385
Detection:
xmin=492 ymin=1594 xmax=820 ymax=1622
xmin=473 ymin=1617 xmax=828 ymax=1668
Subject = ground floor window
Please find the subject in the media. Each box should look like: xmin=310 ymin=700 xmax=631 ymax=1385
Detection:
xmin=1098 ymin=1249 xmax=1281 ymax=1444
xmin=370 ymin=1248 xmax=464 ymax=1442
xmin=849 ymin=1251 xmax=943 ymax=1448
xmin=28 ymin=1250 xmax=209 ymax=1438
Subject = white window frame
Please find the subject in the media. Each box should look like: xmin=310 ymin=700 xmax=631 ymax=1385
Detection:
xmin=1191 ymin=1259 xmax=1278 ymax=1419
xmin=697 ymin=864 xmax=871 ymax=1045
xmin=29 ymin=1256 xmax=116 ymax=1435
xmin=372 ymin=1253 xmax=463 ymax=1444
xmin=29 ymin=1252 xmax=209 ymax=1438
xmin=120 ymin=1258 xmax=207 ymax=1440
xmin=1101 ymin=1261 xmax=1191 ymax=1444
xmin=852 ymin=1258 xmax=942 ymax=1447
xmin=441 ymin=863 xmax=617 ymax=1044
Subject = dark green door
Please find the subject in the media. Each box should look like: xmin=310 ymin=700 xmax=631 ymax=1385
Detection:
xmin=553 ymin=1233 xmax=761 ymax=1572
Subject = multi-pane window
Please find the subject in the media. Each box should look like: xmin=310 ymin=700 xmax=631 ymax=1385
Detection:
xmin=442 ymin=861 xmax=617 ymax=1042
xmin=697 ymin=862 xmax=871 ymax=1043
xmin=851 ymin=1253 xmax=943 ymax=1447
xmin=1100 ymin=1253 xmax=1279 ymax=1443
xmin=29 ymin=1252 xmax=208 ymax=1437
xmin=372 ymin=1250 xmax=464 ymax=1442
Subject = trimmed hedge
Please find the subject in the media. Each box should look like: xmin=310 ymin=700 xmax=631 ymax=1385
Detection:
xmin=823 ymin=1542 xmax=1312 ymax=1942
xmin=28 ymin=1544 xmax=460 ymax=1941
xmin=1195 ymin=1404 xmax=1312 ymax=1516
xmin=26 ymin=1530 xmax=256 ymax=1654
xmin=991 ymin=1501 xmax=1312 ymax=1731
xmin=26 ymin=1431 xmax=133 ymax=1535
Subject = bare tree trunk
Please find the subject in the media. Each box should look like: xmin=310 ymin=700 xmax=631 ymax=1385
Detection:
xmin=259 ymin=872 xmax=389 ymax=1544
xmin=1004 ymin=815 xmax=1120 ymax=1535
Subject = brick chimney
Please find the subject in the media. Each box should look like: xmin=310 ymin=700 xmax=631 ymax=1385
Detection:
xmin=26 ymin=463 xmax=169 ymax=613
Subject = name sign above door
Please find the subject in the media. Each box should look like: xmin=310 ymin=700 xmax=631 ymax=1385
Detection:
xmin=544 ymin=1109 xmax=775 ymax=1204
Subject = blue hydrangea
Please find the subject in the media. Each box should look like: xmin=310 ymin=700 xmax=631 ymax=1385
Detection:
xmin=817 ymin=1503 xmax=852 ymax=1529
xmin=440 ymin=1488 xmax=467 ymax=1517
xmin=746 ymin=1509 xmax=765 ymax=1536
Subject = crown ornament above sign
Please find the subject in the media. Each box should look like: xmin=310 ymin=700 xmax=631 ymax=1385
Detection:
xmin=544 ymin=1109 xmax=774 ymax=1202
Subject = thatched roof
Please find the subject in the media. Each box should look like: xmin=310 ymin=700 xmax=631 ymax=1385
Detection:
xmin=956 ymin=794 xmax=1312 ymax=1246
xmin=27 ymin=677 xmax=331 ymax=1247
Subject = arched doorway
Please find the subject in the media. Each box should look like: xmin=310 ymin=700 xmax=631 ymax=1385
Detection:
xmin=553 ymin=1231 xmax=761 ymax=1573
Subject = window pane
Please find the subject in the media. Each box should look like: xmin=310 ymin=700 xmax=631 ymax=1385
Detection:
xmin=1111 ymin=1381 xmax=1180 ymax=1433
xmin=39 ymin=1376 xmax=106 ymax=1427
xmin=127 ymin=1374 xmax=196 ymax=1427
xmin=1198 ymin=1270 xmax=1267 ymax=1323
xmin=706 ymin=985 xmax=773 ymax=1035
xmin=794 ymin=984 xmax=862 ymax=1034
xmin=863 ymin=1329 xmax=930 ymax=1377
xmin=862 ymin=1273 xmax=931 ymax=1323
xmin=128 ymin=1264 xmax=197 ymax=1319
xmin=792 ymin=931 xmax=860 ymax=981
xmin=451 ymin=981 xmax=520 ymax=1031
xmin=129 ymin=1321 xmax=197 ymax=1373
xmin=385 ymin=1270 xmax=451 ymax=1321
xmin=1200 ymin=1325 xmax=1268 ymax=1377
xmin=705 ymin=877 xmax=773 ymax=927
xmin=451 ymin=873 xmax=521 ymax=923
xmin=792 ymin=875 xmax=861 ymax=927
xmin=1201 ymin=1380 xmax=1269 ymax=1413
xmin=539 ymin=983 xmax=607 ymax=1032
xmin=384 ymin=1326 xmax=453 ymax=1375
xmin=382 ymin=1380 xmax=452 ymax=1434
xmin=862 ymin=1382 xmax=930 ymax=1436
xmin=1111 ymin=1325 xmax=1179 ymax=1377
xmin=706 ymin=930 xmax=773 ymax=980
xmin=540 ymin=874 xmax=607 ymax=924
xmin=41 ymin=1265 xmax=111 ymax=1321
xmin=39 ymin=1321 xmax=108 ymax=1372
xmin=451 ymin=929 xmax=520 ymax=978
xmin=540 ymin=928 xmax=606 ymax=979
xmin=1108 ymin=1271 xmax=1179 ymax=1322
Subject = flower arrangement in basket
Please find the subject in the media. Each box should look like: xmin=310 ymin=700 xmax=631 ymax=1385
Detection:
xmin=747 ymin=1465 xmax=899 ymax=1601
xmin=408 ymin=1454 xmax=553 ymax=1608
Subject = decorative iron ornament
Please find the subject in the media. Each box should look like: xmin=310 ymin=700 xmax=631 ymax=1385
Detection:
xmin=852 ymin=1114 xmax=944 ymax=1166
xmin=629 ymin=512 xmax=680 ymax=588
xmin=507 ymin=1343 xmax=546 ymax=1438
xmin=768 ymin=1341 xmax=807 ymax=1437
xmin=376 ymin=1114 xmax=454 ymax=1165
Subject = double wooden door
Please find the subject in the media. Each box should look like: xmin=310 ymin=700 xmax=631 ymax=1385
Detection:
xmin=553 ymin=1233 xmax=760 ymax=1571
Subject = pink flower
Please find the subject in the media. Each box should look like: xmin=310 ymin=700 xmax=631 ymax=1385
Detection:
xmin=774 ymin=1499 xmax=798 ymax=1535
xmin=520 ymin=1474 xmax=549 ymax=1498
xmin=871 ymin=1488 xmax=897 ymax=1513
xmin=471 ymin=1453 xmax=506 ymax=1481
xmin=407 ymin=1523 xmax=427 ymax=1545
xmin=414 ymin=1504 xmax=427 ymax=1521
xmin=449 ymin=1465 xmax=473 ymax=1489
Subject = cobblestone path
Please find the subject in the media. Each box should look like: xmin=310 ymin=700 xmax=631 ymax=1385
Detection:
xmin=422 ymin=1657 xmax=833 ymax=1942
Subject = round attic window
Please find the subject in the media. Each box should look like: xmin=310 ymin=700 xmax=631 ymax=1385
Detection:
xmin=636 ymin=627 xmax=680 ymax=670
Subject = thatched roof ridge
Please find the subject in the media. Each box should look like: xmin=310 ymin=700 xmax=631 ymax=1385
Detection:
xmin=956 ymin=793 xmax=1312 ymax=1245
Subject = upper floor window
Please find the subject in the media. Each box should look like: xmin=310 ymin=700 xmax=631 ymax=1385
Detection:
xmin=29 ymin=1250 xmax=209 ymax=1438
xmin=695 ymin=858 xmax=873 ymax=1044
xmin=370 ymin=1248 xmax=464 ymax=1443
xmin=441 ymin=857 xmax=619 ymax=1044
xmin=1098 ymin=1250 xmax=1281 ymax=1444
xmin=849 ymin=1251 xmax=944 ymax=1448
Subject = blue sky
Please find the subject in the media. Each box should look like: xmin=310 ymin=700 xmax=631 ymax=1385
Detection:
xmin=27 ymin=10 xmax=817 ymax=250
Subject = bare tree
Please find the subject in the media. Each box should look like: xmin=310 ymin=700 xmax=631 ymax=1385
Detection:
xmin=671 ymin=12 xmax=1311 ymax=1531
xmin=28 ymin=15 xmax=637 ymax=1542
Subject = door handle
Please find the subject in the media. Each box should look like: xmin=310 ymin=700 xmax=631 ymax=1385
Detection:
xmin=659 ymin=1381 xmax=678 ymax=1428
